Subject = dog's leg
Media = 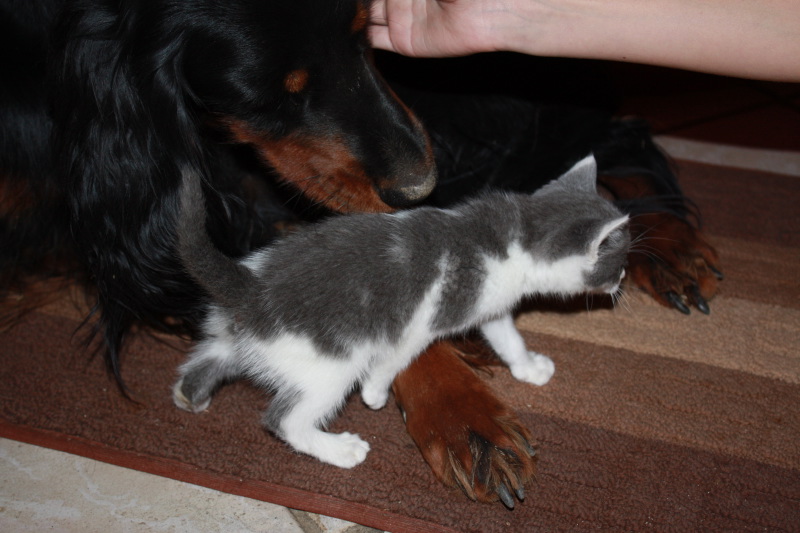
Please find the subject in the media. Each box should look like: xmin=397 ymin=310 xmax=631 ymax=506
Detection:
xmin=392 ymin=340 xmax=536 ymax=508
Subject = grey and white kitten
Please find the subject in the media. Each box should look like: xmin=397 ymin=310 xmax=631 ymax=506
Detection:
xmin=173 ymin=155 xmax=629 ymax=468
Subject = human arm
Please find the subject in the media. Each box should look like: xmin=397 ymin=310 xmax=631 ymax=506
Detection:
xmin=369 ymin=0 xmax=800 ymax=82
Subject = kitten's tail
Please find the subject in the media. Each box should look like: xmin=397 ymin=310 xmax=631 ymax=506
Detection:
xmin=177 ymin=168 xmax=257 ymax=309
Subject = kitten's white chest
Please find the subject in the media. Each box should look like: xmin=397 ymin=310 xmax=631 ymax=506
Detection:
xmin=475 ymin=242 xmax=588 ymax=316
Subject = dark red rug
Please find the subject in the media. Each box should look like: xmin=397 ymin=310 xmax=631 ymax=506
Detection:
xmin=2 ymin=160 xmax=799 ymax=532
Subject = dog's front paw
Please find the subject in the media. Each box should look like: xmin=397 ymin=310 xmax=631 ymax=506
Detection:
xmin=509 ymin=352 xmax=555 ymax=386
xmin=393 ymin=342 xmax=536 ymax=508
xmin=628 ymin=213 xmax=723 ymax=315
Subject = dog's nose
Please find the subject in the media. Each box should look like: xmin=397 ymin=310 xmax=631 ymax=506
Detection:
xmin=377 ymin=166 xmax=437 ymax=208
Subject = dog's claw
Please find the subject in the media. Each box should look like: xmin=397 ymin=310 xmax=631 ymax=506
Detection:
xmin=690 ymin=286 xmax=710 ymax=315
xmin=515 ymin=486 xmax=525 ymax=501
xmin=666 ymin=291 xmax=691 ymax=315
xmin=525 ymin=441 xmax=537 ymax=457
xmin=710 ymin=266 xmax=725 ymax=281
xmin=497 ymin=483 xmax=515 ymax=509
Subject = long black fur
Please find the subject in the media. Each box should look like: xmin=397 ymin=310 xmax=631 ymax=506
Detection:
xmin=1 ymin=0 xmax=437 ymax=383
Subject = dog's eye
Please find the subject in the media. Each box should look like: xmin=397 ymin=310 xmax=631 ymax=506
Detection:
xmin=283 ymin=69 xmax=309 ymax=94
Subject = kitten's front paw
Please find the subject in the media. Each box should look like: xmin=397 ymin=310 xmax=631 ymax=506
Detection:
xmin=361 ymin=384 xmax=389 ymax=410
xmin=509 ymin=353 xmax=555 ymax=386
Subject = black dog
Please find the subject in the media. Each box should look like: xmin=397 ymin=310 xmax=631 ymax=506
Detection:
xmin=1 ymin=0 xmax=435 ymax=378
xmin=1 ymin=0 xmax=721 ymax=506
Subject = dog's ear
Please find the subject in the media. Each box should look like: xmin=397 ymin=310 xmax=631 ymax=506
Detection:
xmin=48 ymin=2 xmax=205 ymax=380
xmin=51 ymin=4 xmax=199 ymax=199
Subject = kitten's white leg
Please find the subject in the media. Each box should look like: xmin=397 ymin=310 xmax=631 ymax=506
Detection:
xmin=480 ymin=314 xmax=555 ymax=386
xmin=248 ymin=336 xmax=372 ymax=469
xmin=262 ymin=351 xmax=371 ymax=469
xmin=361 ymin=345 xmax=425 ymax=410
xmin=361 ymin=273 xmax=444 ymax=410
xmin=275 ymin=385 xmax=371 ymax=468
xmin=283 ymin=425 xmax=370 ymax=469
xmin=360 ymin=374 xmax=391 ymax=410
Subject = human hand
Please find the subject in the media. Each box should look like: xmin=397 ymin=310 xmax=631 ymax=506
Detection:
xmin=368 ymin=0 xmax=501 ymax=57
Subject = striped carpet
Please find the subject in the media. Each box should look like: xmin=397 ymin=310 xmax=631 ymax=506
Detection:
xmin=1 ymin=159 xmax=798 ymax=532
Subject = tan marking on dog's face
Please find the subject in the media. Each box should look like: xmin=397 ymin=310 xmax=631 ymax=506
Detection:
xmin=351 ymin=2 xmax=369 ymax=33
xmin=224 ymin=120 xmax=393 ymax=214
xmin=283 ymin=69 xmax=309 ymax=94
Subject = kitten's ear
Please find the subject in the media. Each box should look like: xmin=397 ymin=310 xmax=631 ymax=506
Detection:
xmin=556 ymin=154 xmax=598 ymax=193
xmin=589 ymin=215 xmax=629 ymax=260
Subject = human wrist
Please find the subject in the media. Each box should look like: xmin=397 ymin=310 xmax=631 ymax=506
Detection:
xmin=479 ymin=0 xmax=590 ymax=56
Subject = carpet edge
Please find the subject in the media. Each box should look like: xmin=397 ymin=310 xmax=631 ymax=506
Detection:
xmin=0 ymin=418 xmax=460 ymax=533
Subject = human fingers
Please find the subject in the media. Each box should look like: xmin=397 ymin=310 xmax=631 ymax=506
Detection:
xmin=368 ymin=24 xmax=394 ymax=51
xmin=369 ymin=0 xmax=388 ymax=26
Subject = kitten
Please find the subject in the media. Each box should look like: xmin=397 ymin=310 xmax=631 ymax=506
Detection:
xmin=173 ymin=155 xmax=629 ymax=468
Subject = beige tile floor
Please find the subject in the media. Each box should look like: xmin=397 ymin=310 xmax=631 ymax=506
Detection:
xmin=1 ymin=133 xmax=798 ymax=532
xmin=0 ymin=437 xmax=380 ymax=532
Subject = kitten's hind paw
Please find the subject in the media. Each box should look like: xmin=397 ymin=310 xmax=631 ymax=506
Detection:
xmin=172 ymin=378 xmax=212 ymax=414
xmin=325 ymin=432 xmax=371 ymax=468
xmin=509 ymin=353 xmax=555 ymax=386
xmin=290 ymin=431 xmax=371 ymax=469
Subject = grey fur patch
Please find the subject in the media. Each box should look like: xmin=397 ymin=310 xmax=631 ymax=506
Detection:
xmin=180 ymin=357 xmax=239 ymax=408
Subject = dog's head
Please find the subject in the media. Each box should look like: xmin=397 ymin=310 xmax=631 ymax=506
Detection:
xmin=181 ymin=0 xmax=436 ymax=213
